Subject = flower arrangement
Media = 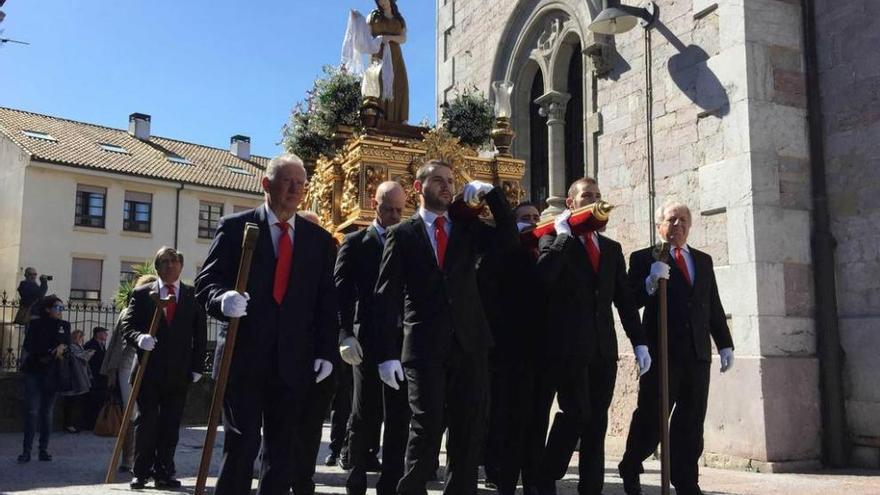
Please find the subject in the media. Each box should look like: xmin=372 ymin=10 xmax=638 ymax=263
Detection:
xmin=440 ymin=86 xmax=494 ymax=149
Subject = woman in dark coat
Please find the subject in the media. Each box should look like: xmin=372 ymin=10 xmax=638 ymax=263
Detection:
xmin=18 ymin=295 xmax=70 ymax=463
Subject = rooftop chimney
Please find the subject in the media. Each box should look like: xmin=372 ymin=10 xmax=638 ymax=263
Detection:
xmin=128 ymin=113 xmax=151 ymax=140
xmin=230 ymin=135 xmax=251 ymax=160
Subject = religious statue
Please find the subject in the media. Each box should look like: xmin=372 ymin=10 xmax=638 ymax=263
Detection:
xmin=342 ymin=0 xmax=410 ymax=125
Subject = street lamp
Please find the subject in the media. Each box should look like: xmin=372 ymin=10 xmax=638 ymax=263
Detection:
xmin=588 ymin=0 xmax=656 ymax=34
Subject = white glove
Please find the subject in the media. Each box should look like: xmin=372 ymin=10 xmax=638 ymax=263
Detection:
xmin=136 ymin=334 xmax=156 ymax=351
xmin=378 ymin=360 xmax=405 ymax=390
xmin=314 ymin=359 xmax=333 ymax=383
xmin=191 ymin=372 xmax=202 ymax=383
xmin=220 ymin=290 xmax=250 ymax=318
xmin=554 ymin=210 xmax=572 ymax=237
xmin=645 ymin=261 xmax=671 ymax=295
xmin=462 ymin=180 xmax=494 ymax=204
xmin=719 ymin=347 xmax=734 ymax=372
xmin=339 ymin=336 xmax=364 ymax=366
xmin=634 ymin=345 xmax=652 ymax=376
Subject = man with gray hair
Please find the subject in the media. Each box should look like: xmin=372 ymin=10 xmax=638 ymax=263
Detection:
xmin=336 ymin=181 xmax=408 ymax=495
xmin=196 ymin=153 xmax=338 ymax=495
xmin=618 ymin=200 xmax=734 ymax=495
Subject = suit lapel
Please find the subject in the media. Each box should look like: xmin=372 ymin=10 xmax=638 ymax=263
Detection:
xmin=287 ymin=215 xmax=309 ymax=302
xmin=411 ymin=214 xmax=440 ymax=270
xmin=597 ymin=234 xmax=613 ymax=287
xmin=255 ymin=205 xmax=276 ymax=265
xmin=444 ymin=219 xmax=465 ymax=273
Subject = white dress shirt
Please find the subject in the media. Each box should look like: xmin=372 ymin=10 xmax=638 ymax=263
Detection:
xmin=418 ymin=207 xmax=452 ymax=263
xmin=265 ymin=203 xmax=296 ymax=256
xmin=672 ymin=244 xmax=695 ymax=283
xmin=372 ymin=219 xmax=387 ymax=245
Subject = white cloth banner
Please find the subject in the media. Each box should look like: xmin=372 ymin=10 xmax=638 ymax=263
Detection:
xmin=341 ymin=10 xmax=394 ymax=101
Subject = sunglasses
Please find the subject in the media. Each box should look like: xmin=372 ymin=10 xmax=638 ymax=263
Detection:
xmin=52 ymin=304 xmax=65 ymax=311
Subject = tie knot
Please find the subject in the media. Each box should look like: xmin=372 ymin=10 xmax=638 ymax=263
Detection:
xmin=435 ymin=216 xmax=446 ymax=229
xmin=276 ymin=221 xmax=290 ymax=232
xmin=166 ymin=284 xmax=175 ymax=294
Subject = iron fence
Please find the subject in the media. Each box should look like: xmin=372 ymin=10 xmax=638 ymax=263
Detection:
xmin=0 ymin=291 xmax=221 ymax=373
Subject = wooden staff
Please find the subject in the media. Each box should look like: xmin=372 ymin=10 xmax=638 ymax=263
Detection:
xmin=195 ymin=223 xmax=260 ymax=495
xmin=105 ymin=291 xmax=175 ymax=483
xmin=654 ymin=242 xmax=672 ymax=495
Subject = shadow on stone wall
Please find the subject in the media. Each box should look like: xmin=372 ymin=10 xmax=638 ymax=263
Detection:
xmin=655 ymin=22 xmax=730 ymax=117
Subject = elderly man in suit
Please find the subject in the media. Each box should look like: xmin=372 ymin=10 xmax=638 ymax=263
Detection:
xmin=195 ymin=153 xmax=338 ymax=495
xmin=374 ymin=159 xmax=518 ymax=495
xmin=617 ymin=200 xmax=734 ymax=495
xmin=336 ymin=181 xmax=408 ymax=495
xmin=534 ymin=178 xmax=650 ymax=495
xmin=122 ymin=247 xmax=207 ymax=489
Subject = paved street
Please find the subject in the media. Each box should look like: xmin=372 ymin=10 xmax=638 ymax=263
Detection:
xmin=1 ymin=425 xmax=878 ymax=494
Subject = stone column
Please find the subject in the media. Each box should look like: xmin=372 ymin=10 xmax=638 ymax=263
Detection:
xmin=534 ymin=90 xmax=571 ymax=215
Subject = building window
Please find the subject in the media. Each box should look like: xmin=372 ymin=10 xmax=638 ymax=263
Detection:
xmin=120 ymin=261 xmax=141 ymax=284
xmin=123 ymin=191 xmax=152 ymax=232
xmin=71 ymin=258 xmax=103 ymax=302
xmin=75 ymin=185 xmax=106 ymax=228
xmin=199 ymin=201 xmax=223 ymax=239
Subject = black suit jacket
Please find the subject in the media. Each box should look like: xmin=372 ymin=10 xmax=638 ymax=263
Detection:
xmin=83 ymin=338 xmax=107 ymax=389
xmin=628 ymin=246 xmax=733 ymax=361
xmin=122 ymin=281 xmax=207 ymax=389
xmin=374 ymin=188 xmax=518 ymax=364
xmin=335 ymin=225 xmax=398 ymax=361
xmin=537 ymin=232 xmax=645 ymax=362
xmin=194 ymin=206 xmax=338 ymax=392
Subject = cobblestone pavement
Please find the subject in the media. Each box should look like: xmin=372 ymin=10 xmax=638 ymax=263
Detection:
xmin=1 ymin=426 xmax=878 ymax=494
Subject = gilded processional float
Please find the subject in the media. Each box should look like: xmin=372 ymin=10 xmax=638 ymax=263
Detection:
xmin=301 ymin=2 xmax=525 ymax=237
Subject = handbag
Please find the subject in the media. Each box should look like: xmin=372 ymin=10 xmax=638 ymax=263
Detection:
xmin=93 ymin=394 xmax=123 ymax=437
xmin=13 ymin=303 xmax=32 ymax=325
xmin=55 ymin=352 xmax=75 ymax=393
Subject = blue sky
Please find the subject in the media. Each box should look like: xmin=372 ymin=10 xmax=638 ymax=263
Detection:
xmin=0 ymin=1 xmax=436 ymax=158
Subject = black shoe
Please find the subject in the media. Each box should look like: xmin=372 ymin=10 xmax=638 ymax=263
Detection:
xmin=339 ymin=450 xmax=353 ymax=470
xmin=325 ymin=452 xmax=339 ymax=466
xmin=64 ymin=425 xmax=79 ymax=434
xmin=363 ymin=454 xmax=382 ymax=473
xmin=618 ymin=466 xmax=642 ymax=495
xmin=130 ymin=478 xmax=149 ymax=489
xmin=674 ymin=485 xmax=704 ymax=495
xmin=154 ymin=477 xmax=182 ymax=489
xmin=38 ymin=450 xmax=52 ymax=461
xmin=17 ymin=452 xmax=31 ymax=463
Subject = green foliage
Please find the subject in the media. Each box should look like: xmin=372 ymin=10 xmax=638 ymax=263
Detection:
xmin=113 ymin=262 xmax=156 ymax=311
xmin=282 ymin=65 xmax=362 ymax=160
xmin=440 ymin=86 xmax=494 ymax=148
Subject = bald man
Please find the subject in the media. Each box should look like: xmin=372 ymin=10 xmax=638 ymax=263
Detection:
xmin=336 ymin=181 xmax=410 ymax=495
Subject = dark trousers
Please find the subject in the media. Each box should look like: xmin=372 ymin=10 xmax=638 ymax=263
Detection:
xmin=133 ymin=382 xmax=189 ymax=480
xmin=22 ymin=371 xmax=57 ymax=454
xmin=619 ymin=357 xmax=711 ymax=491
xmin=397 ymin=346 xmax=489 ymax=495
xmin=484 ymin=357 xmax=537 ymax=495
xmin=215 ymin=371 xmax=308 ymax=495
xmin=347 ymin=358 xmax=411 ymax=495
xmin=329 ymin=362 xmax=353 ymax=455
xmin=534 ymin=357 xmax=617 ymax=495
xmin=294 ymin=366 xmax=338 ymax=495
xmin=62 ymin=393 xmax=87 ymax=429
xmin=84 ymin=386 xmax=109 ymax=430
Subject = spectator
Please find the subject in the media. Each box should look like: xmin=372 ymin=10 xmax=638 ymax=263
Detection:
xmin=60 ymin=330 xmax=93 ymax=433
xmin=101 ymin=274 xmax=157 ymax=473
xmin=83 ymin=326 xmax=109 ymax=429
xmin=18 ymin=295 xmax=70 ymax=463
xmin=16 ymin=267 xmax=49 ymax=322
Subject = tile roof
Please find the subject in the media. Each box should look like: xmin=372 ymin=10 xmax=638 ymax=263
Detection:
xmin=0 ymin=107 xmax=268 ymax=194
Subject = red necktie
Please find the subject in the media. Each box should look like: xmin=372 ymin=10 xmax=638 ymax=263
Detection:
xmin=675 ymin=247 xmax=692 ymax=286
xmin=273 ymin=222 xmax=293 ymax=305
xmin=434 ymin=216 xmax=448 ymax=269
xmin=165 ymin=284 xmax=177 ymax=324
xmin=584 ymin=234 xmax=600 ymax=273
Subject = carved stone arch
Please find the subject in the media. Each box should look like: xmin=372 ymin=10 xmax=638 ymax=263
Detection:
xmin=550 ymin=30 xmax=584 ymax=92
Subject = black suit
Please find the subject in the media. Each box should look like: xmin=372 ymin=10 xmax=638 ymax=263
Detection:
xmin=375 ymin=188 xmax=517 ymax=495
xmin=83 ymin=337 xmax=108 ymax=429
xmin=195 ymin=206 xmax=338 ymax=495
xmin=121 ymin=281 xmax=207 ymax=481
xmin=336 ymin=225 xmax=410 ymax=495
xmin=534 ymin=232 xmax=644 ymax=495
xmin=619 ymin=245 xmax=733 ymax=492
xmin=479 ymin=238 xmax=547 ymax=495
